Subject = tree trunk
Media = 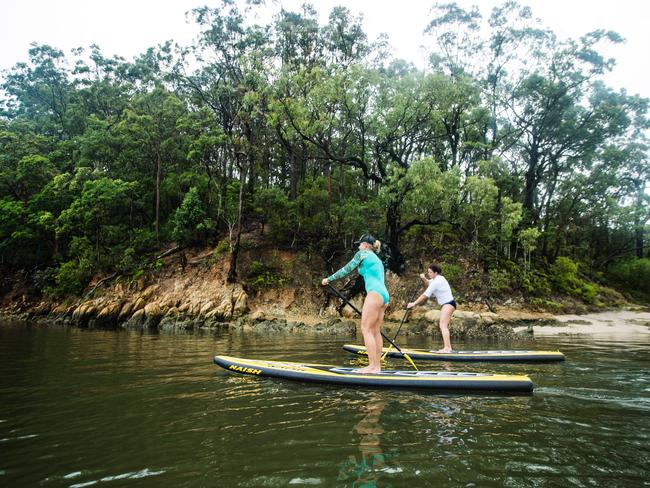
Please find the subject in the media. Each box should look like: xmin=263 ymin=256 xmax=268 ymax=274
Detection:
xmin=227 ymin=161 xmax=247 ymax=283
xmin=635 ymin=179 xmax=646 ymax=258
xmin=385 ymin=198 xmax=405 ymax=273
xmin=289 ymin=151 xmax=297 ymax=201
xmin=155 ymin=152 xmax=162 ymax=243
xmin=523 ymin=148 xmax=540 ymax=224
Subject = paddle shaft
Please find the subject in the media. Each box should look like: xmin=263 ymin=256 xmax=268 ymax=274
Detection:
xmin=390 ymin=282 xmax=422 ymax=342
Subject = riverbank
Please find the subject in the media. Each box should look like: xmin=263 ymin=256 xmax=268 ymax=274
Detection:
xmin=2 ymin=244 xmax=643 ymax=339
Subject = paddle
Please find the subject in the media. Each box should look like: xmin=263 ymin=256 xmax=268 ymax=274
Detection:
xmin=326 ymin=284 xmax=419 ymax=371
xmin=381 ymin=282 xmax=422 ymax=360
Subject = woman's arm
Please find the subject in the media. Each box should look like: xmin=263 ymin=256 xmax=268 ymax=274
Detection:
xmin=407 ymin=294 xmax=428 ymax=309
xmin=323 ymin=251 xmax=366 ymax=284
xmin=419 ymin=273 xmax=429 ymax=287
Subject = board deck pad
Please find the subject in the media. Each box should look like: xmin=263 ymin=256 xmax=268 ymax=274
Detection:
xmin=342 ymin=344 xmax=565 ymax=362
xmin=214 ymin=355 xmax=534 ymax=392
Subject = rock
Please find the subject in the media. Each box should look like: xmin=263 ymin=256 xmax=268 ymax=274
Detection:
xmin=249 ymin=310 xmax=267 ymax=322
xmin=131 ymin=297 xmax=146 ymax=313
xmin=165 ymin=307 xmax=180 ymax=317
xmin=454 ymin=310 xmax=478 ymax=320
xmin=250 ymin=318 xmax=289 ymax=333
xmin=144 ymin=302 xmax=163 ymax=318
xmin=212 ymin=300 xmax=233 ymax=321
xmin=479 ymin=312 xmax=498 ymax=324
xmin=201 ymin=318 xmax=231 ymax=330
xmin=118 ymin=302 xmax=133 ymax=322
xmin=424 ymin=309 xmax=441 ymax=322
xmin=386 ymin=310 xmax=404 ymax=322
xmin=33 ymin=302 xmax=51 ymax=315
xmin=94 ymin=300 xmax=123 ymax=327
xmin=341 ymin=305 xmax=358 ymax=318
xmin=312 ymin=318 xmax=357 ymax=335
xmin=123 ymin=309 xmax=146 ymax=328
xmin=407 ymin=320 xmax=431 ymax=335
xmin=200 ymin=301 xmax=215 ymax=316
xmin=141 ymin=284 xmax=160 ymax=301
xmin=231 ymin=285 xmax=248 ymax=316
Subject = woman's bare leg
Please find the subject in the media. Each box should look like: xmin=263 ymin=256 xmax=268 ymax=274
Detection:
xmin=437 ymin=304 xmax=455 ymax=352
xmin=358 ymin=292 xmax=384 ymax=373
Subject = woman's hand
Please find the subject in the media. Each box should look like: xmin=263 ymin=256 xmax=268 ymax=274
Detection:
xmin=321 ymin=278 xmax=329 ymax=286
xmin=419 ymin=273 xmax=426 ymax=280
xmin=407 ymin=302 xmax=415 ymax=309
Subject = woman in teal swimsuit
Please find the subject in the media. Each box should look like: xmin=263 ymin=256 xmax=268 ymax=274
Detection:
xmin=322 ymin=234 xmax=389 ymax=374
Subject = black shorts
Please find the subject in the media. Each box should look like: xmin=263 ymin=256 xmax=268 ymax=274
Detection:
xmin=442 ymin=300 xmax=457 ymax=309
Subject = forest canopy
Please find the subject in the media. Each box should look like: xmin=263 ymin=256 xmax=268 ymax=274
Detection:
xmin=1 ymin=1 xmax=648 ymax=302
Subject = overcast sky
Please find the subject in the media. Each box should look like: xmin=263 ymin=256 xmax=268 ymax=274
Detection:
xmin=2 ymin=0 xmax=649 ymax=99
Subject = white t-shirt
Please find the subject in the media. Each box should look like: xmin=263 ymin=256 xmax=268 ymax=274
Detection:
xmin=423 ymin=275 xmax=454 ymax=305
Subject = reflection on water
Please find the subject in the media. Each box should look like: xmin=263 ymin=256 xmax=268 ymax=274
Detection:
xmin=0 ymin=317 xmax=649 ymax=487
xmin=337 ymin=395 xmax=394 ymax=487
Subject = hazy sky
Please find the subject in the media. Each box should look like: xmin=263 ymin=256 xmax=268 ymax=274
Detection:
xmin=2 ymin=0 xmax=649 ymax=99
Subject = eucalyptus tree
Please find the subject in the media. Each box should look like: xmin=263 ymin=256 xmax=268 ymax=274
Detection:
xmin=425 ymin=2 xmax=549 ymax=160
xmin=425 ymin=1 xmax=649 ymax=271
xmin=174 ymin=0 xmax=275 ymax=282
xmin=1 ymin=44 xmax=73 ymax=139
xmin=56 ymin=176 xmax=137 ymax=269
xmin=503 ymin=31 xmax=624 ymax=221
xmin=115 ymin=88 xmax=188 ymax=243
xmin=270 ymin=5 xmax=322 ymax=200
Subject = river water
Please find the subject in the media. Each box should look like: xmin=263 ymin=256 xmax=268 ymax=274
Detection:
xmin=1 ymin=314 xmax=648 ymax=487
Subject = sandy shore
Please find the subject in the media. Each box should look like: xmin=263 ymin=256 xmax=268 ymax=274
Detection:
xmin=514 ymin=309 xmax=650 ymax=339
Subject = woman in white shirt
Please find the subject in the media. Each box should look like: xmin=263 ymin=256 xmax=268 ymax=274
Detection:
xmin=406 ymin=264 xmax=456 ymax=353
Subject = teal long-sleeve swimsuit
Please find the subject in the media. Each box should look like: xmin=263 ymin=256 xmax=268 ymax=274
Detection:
xmin=327 ymin=250 xmax=390 ymax=304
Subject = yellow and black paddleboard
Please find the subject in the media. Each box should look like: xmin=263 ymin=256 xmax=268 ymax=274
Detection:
xmin=213 ymin=355 xmax=534 ymax=392
xmin=343 ymin=344 xmax=565 ymax=362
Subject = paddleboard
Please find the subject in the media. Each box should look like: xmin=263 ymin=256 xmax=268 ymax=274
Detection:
xmin=213 ymin=355 xmax=534 ymax=392
xmin=343 ymin=344 xmax=565 ymax=362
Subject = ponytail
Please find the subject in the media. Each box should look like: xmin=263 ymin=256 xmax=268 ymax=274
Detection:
xmin=373 ymin=240 xmax=382 ymax=253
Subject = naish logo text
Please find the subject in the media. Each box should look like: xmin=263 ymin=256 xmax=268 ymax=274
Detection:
xmin=229 ymin=365 xmax=262 ymax=375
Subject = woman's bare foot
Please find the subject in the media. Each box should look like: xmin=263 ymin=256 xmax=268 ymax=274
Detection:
xmin=356 ymin=366 xmax=381 ymax=374
xmin=436 ymin=348 xmax=453 ymax=353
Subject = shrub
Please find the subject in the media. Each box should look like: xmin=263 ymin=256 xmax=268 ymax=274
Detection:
xmin=529 ymin=298 xmax=563 ymax=313
xmin=549 ymin=256 xmax=600 ymax=303
xmin=172 ymin=187 xmax=211 ymax=245
xmin=609 ymin=258 xmax=650 ymax=300
xmin=488 ymin=268 xmax=513 ymax=295
xmin=246 ymin=259 xmax=290 ymax=290
xmin=522 ymin=271 xmax=552 ymax=297
xmin=45 ymin=260 xmax=89 ymax=296
xmin=549 ymin=257 xmax=580 ymax=295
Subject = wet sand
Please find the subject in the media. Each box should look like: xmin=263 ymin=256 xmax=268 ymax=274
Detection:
xmin=514 ymin=309 xmax=650 ymax=339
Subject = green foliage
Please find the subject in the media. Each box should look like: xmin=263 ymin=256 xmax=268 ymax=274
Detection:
xmin=172 ymin=187 xmax=212 ymax=245
xmin=294 ymin=178 xmax=331 ymax=240
xmin=253 ymin=187 xmax=296 ymax=242
xmin=549 ymin=257 xmax=579 ymax=294
xmin=610 ymin=258 xmax=650 ymax=300
xmin=245 ymin=259 xmax=290 ymax=290
xmin=517 ymin=227 xmax=541 ymax=274
xmin=529 ymin=298 xmax=564 ymax=313
xmin=45 ymin=260 xmax=90 ymax=297
xmin=521 ymin=271 xmax=552 ymax=297
xmin=439 ymin=263 xmax=463 ymax=290
xmin=0 ymin=2 xmax=647 ymax=309
xmin=487 ymin=268 xmax=512 ymax=295
xmin=212 ymin=239 xmax=231 ymax=261
xmin=549 ymin=257 xmax=600 ymax=303
xmin=402 ymin=159 xmax=460 ymax=220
